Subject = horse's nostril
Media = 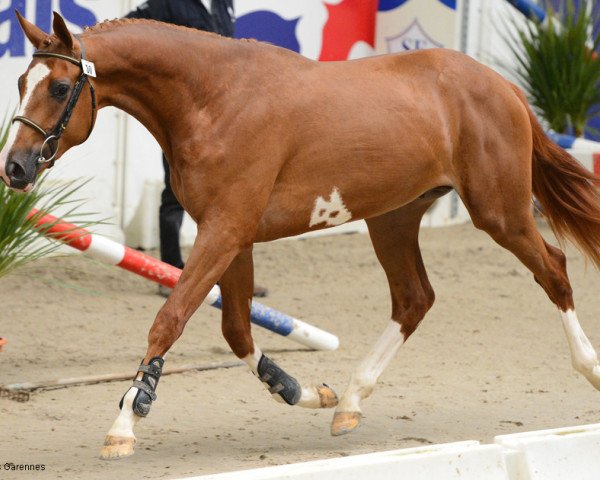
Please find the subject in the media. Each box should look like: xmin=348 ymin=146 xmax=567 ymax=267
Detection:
xmin=5 ymin=161 xmax=15 ymax=177
xmin=6 ymin=160 xmax=26 ymax=182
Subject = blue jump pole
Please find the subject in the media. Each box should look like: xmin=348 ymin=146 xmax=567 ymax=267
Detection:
xmin=505 ymin=0 xmax=547 ymax=22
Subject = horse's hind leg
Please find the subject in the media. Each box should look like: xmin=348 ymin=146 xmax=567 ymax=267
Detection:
xmin=462 ymin=183 xmax=600 ymax=391
xmin=219 ymin=247 xmax=338 ymax=409
xmin=332 ymin=198 xmax=436 ymax=436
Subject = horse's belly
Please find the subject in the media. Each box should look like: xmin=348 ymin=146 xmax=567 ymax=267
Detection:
xmin=254 ymin=153 xmax=448 ymax=242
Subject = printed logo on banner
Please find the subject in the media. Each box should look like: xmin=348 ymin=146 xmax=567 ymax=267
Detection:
xmin=235 ymin=1 xmax=337 ymax=59
xmin=236 ymin=10 xmax=302 ymax=54
xmin=386 ymin=18 xmax=443 ymax=53
xmin=235 ymin=0 xmax=376 ymax=61
xmin=0 ymin=0 xmax=97 ymax=58
xmin=319 ymin=0 xmax=376 ymax=60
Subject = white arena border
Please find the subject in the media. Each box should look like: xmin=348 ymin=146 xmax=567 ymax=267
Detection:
xmin=174 ymin=423 xmax=600 ymax=480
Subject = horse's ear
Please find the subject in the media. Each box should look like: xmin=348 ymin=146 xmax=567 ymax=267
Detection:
xmin=15 ymin=10 xmax=47 ymax=49
xmin=52 ymin=11 xmax=74 ymax=51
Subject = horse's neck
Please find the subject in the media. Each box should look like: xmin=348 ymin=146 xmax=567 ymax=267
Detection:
xmin=86 ymin=27 xmax=232 ymax=155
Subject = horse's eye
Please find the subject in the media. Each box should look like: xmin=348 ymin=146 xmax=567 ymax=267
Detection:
xmin=51 ymin=82 xmax=70 ymax=100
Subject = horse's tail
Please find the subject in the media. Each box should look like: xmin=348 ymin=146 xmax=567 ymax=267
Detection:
xmin=511 ymin=84 xmax=600 ymax=268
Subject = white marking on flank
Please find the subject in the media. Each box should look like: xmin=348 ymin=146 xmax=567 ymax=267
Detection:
xmin=560 ymin=309 xmax=600 ymax=390
xmin=337 ymin=320 xmax=404 ymax=413
xmin=0 ymin=64 xmax=51 ymax=181
xmin=309 ymin=187 xmax=352 ymax=227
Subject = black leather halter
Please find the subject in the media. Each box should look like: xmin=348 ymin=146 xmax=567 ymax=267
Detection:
xmin=12 ymin=35 xmax=97 ymax=169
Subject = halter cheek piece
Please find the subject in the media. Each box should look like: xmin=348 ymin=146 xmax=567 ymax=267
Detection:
xmin=12 ymin=35 xmax=97 ymax=169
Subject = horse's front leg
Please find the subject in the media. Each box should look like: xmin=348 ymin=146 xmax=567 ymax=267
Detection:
xmin=220 ymin=247 xmax=338 ymax=409
xmin=100 ymin=220 xmax=244 ymax=460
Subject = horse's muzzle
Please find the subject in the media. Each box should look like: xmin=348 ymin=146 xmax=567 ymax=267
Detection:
xmin=3 ymin=151 xmax=38 ymax=192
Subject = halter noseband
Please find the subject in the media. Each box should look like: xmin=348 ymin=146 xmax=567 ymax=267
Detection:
xmin=12 ymin=35 xmax=97 ymax=169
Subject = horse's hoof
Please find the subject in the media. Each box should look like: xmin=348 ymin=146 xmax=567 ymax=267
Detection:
xmin=317 ymin=384 xmax=339 ymax=408
xmin=331 ymin=411 xmax=362 ymax=436
xmin=99 ymin=435 xmax=136 ymax=460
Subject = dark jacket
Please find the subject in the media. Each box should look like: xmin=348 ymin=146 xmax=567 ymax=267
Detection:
xmin=126 ymin=0 xmax=234 ymax=37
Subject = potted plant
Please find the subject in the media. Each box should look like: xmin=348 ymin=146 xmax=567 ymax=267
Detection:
xmin=0 ymin=113 xmax=99 ymax=278
xmin=504 ymin=0 xmax=600 ymax=138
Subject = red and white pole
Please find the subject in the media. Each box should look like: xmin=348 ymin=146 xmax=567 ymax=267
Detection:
xmin=28 ymin=209 xmax=181 ymax=288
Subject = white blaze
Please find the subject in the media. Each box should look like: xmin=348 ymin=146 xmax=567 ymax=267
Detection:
xmin=0 ymin=64 xmax=51 ymax=181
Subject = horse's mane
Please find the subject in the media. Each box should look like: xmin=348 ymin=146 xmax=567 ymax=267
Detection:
xmin=82 ymin=17 xmax=256 ymax=44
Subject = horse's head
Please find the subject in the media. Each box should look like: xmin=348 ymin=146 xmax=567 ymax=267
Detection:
xmin=0 ymin=12 xmax=97 ymax=192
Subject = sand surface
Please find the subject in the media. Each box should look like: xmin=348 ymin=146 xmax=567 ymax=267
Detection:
xmin=1 ymin=222 xmax=600 ymax=479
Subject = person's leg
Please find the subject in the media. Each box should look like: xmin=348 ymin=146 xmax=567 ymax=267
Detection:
xmin=159 ymin=154 xmax=185 ymax=270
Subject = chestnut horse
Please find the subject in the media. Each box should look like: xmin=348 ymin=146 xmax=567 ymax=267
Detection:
xmin=3 ymin=12 xmax=600 ymax=460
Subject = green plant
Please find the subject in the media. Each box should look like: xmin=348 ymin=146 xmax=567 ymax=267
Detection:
xmin=0 ymin=111 xmax=10 ymax=147
xmin=0 ymin=113 xmax=100 ymax=277
xmin=505 ymin=0 xmax=600 ymax=137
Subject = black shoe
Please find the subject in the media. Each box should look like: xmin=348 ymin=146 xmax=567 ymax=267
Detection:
xmin=253 ymin=285 xmax=268 ymax=298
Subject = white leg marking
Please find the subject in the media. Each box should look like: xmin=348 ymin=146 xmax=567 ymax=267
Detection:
xmin=298 ymin=387 xmax=322 ymax=408
xmin=0 ymin=64 xmax=51 ymax=182
xmin=242 ymin=344 xmax=285 ymax=403
xmin=337 ymin=320 xmax=404 ymax=413
xmin=106 ymin=387 xmax=140 ymax=439
xmin=309 ymin=187 xmax=352 ymax=227
xmin=242 ymin=344 xmax=263 ymax=375
xmin=560 ymin=309 xmax=600 ymax=390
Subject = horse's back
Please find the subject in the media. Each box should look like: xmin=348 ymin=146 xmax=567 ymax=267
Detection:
xmin=253 ymin=48 xmax=531 ymax=241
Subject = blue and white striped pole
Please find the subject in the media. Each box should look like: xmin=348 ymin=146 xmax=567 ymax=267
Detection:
xmin=209 ymin=290 xmax=339 ymax=351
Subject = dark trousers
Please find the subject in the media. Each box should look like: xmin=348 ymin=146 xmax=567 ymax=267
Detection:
xmin=159 ymin=155 xmax=185 ymax=269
